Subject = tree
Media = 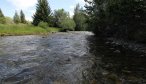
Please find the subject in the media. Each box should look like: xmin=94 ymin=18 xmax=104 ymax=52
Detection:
xmin=0 ymin=8 xmax=6 ymax=24
xmin=0 ymin=9 xmax=4 ymax=17
xmin=74 ymin=4 xmax=80 ymax=15
xmin=5 ymin=17 xmax=14 ymax=24
xmin=13 ymin=11 xmax=20 ymax=24
xmin=54 ymin=9 xmax=69 ymax=27
xmin=60 ymin=18 xmax=76 ymax=31
xmin=73 ymin=4 xmax=88 ymax=31
xmin=85 ymin=0 xmax=107 ymax=36
xmin=32 ymin=0 xmax=51 ymax=26
xmin=20 ymin=10 xmax=26 ymax=23
xmin=85 ymin=0 xmax=146 ymax=41
xmin=53 ymin=9 xmax=76 ymax=30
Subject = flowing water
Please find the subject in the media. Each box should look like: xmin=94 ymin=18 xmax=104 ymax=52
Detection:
xmin=0 ymin=32 xmax=146 ymax=84
xmin=0 ymin=32 xmax=93 ymax=84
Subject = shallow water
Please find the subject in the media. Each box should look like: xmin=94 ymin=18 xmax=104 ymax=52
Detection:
xmin=85 ymin=36 xmax=146 ymax=84
xmin=0 ymin=32 xmax=93 ymax=84
xmin=0 ymin=32 xmax=146 ymax=84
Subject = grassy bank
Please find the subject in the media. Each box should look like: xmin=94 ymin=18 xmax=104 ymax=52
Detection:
xmin=0 ymin=24 xmax=61 ymax=36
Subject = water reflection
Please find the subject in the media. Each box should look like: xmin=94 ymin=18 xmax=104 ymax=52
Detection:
xmin=85 ymin=36 xmax=146 ymax=84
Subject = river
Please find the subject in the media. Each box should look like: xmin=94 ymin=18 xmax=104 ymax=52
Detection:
xmin=0 ymin=32 xmax=93 ymax=84
xmin=0 ymin=32 xmax=146 ymax=84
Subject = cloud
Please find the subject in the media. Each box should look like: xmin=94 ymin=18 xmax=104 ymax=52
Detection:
xmin=6 ymin=0 xmax=38 ymax=21
xmin=75 ymin=0 xmax=85 ymax=5
xmin=6 ymin=0 xmax=37 ymax=10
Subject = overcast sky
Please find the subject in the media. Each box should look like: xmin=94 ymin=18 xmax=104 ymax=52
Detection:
xmin=0 ymin=0 xmax=86 ymax=21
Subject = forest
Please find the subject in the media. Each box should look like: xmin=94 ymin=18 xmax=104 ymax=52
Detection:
xmin=85 ymin=0 xmax=146 ymax=42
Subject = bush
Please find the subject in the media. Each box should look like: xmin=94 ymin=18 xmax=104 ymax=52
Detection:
xmin=5 ymin=17 xmax=14 ymax=24
xmin=0 ymin=17 xmax=6 ymax=24
xmin=60 ymin=19 xmax=76 ymax=31
xmin=38 ymin=21 xmax=48 ymax=29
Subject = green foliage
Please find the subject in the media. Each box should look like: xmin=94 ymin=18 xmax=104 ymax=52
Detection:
xmin=48 ymin=15 xmax=56 ymax=27
xmin=73 ymin=4 xmax=88 ymax=31
xmin=5 ymin=17 xmax=14 ymax=24
xmin=0 ymin=9 xmax=4 ymax=17
xmin=13 ymin=11 xmax=20 ymax=24
xmin=74 ymin=4 xmax=80 ymax=14
xmin=54 ymin=9 xmax=69 ymax=27
xmin=53 ymin=9 xmax=76 ymax=31
xmin=60 ymin=18 xmax=76 ymax=31
xmin=0 ymin=24 xmax=61 ymax=36
xmin=73 ymin=4 xmax=81 ymax=31
xmin=0 ymin=17 xmax=6 ymax=24
xmin=0 ymin=9 xmax=6 ymax=24
xmin=20 ymin=10 xmax=26 ymax=23
xmin=38 ymin=21 xmax=48 ymax=29
xmin=46 ymin=27 xmax=61 ymax=32
xmin=0 ymin=24 xmax=47 ymax=36
xmin=85 ymin=0 xmax=146 ymax=41
xmin=32 ymin=0 xmax=51 ymax=26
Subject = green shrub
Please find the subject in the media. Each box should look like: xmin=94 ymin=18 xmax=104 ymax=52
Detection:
xmin=0 ymin=17 xmax=6 ymax=24
xmin=60 ymin=19 xmax=76 ymax=31
xmin=38 ymin=21 xmax=49 ymax=29
xmin=5 ymin=17 xmax=14 ymax=24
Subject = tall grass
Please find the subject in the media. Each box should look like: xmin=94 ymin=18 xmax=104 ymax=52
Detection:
xmin=46 ymin=27 xmax=61 ymax=32
xmin=0 ymin=24 xmax=60 ymax=36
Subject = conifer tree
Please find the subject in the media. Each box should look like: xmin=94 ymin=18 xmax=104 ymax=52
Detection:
xmin=73 ymin=4 xmax=87 ymax=31
xmin=32 ymin=0 xmax=51 ymax=26
xmin=20 ymin=10 xmax=26 ymax=23
xmin=0 ymin=9 xmax=4 ymax=17
xmin=13 ymin=11 xmax=20 ymax=24
xmin=0 ymin=8 xmax=6 ymax=24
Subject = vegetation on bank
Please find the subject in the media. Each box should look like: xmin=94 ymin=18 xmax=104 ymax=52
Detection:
xmin=0 ymin=24 xmax=60 ymax=36
xmin=85 ymin=0 xmax=146 ymax=42
xmin=0 ymin=0 xmax=145 ymax=39
xmin=32 ymin=0 xmax=88 ymax=31
xmin=0 ymin=0 xmax=88 ymax=36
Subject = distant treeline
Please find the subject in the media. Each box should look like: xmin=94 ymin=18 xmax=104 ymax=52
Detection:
xmin=0 ymin=9 xmax=27 ymax=24
xmin=85 ymin=0 xmax=146 ymax=42
xmin=0 ymin=0 xmax=89 ymax=31
xmin=32 ymin=0 xmax=88 ymax=31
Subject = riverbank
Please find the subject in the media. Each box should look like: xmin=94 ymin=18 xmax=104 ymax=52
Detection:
xmin=83 ymin=36 xmax=146 ymax=84
xmin=0 ymin=24 xmax=61 ymax=36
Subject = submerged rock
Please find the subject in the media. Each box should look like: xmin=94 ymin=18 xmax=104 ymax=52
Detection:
xmin=113 ymin=50 xmax=121 ymax=53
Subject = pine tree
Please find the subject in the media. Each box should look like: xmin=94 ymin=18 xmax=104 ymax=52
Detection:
xmin=32 ymin=0 xmax=51 ymax=26
xmin=0 ymin=9 xmax=4 ymax=17
xmin=73 ymin=4 xmax=87 ymax=31
xmin=13 ymin=11 xmax=20 ymax=24
xmin=74 ymin=3 xmax=80 ymax=15
xmin=0 ymin=8 xmax=6 ymax=24
xmin=20 ymin=10 xmax=26 ymax=23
